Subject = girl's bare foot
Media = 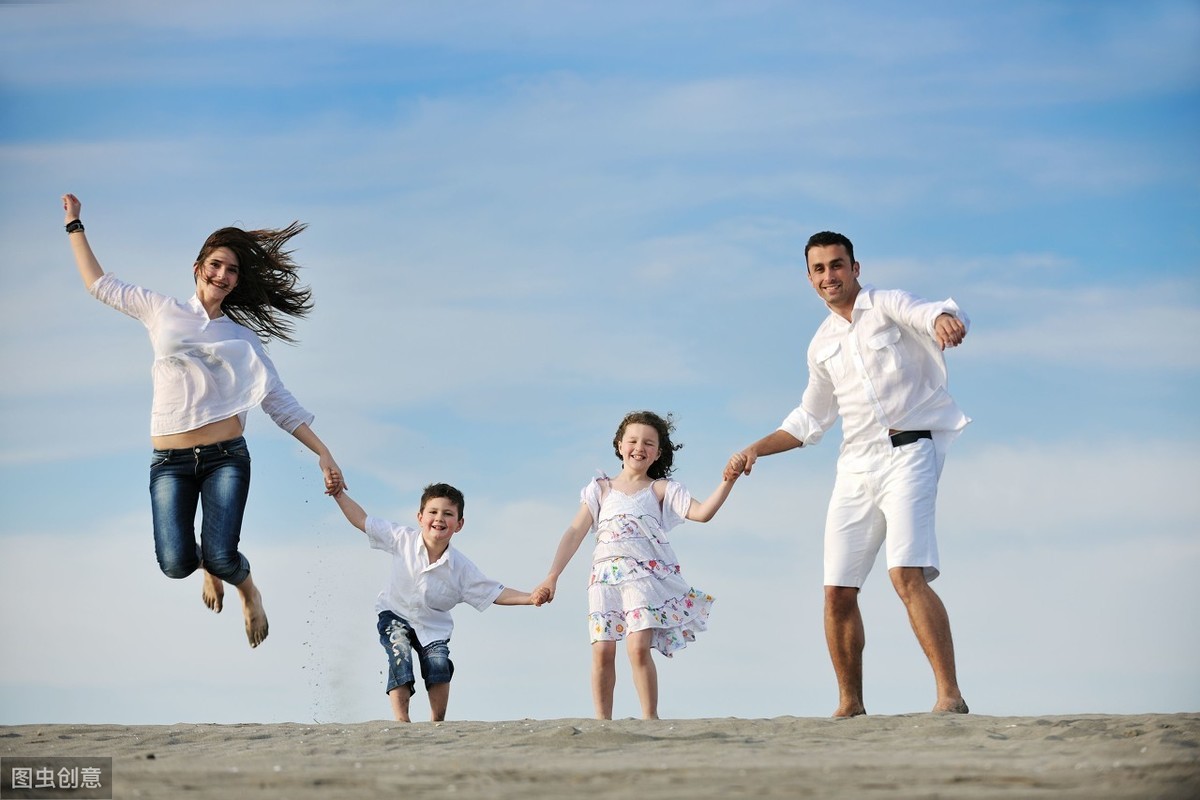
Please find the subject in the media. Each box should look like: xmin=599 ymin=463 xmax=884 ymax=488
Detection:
xmin=201 ymin=569 xmax=224 ymax=613
xmin=237 ymin=575 xmax=269 ymax=648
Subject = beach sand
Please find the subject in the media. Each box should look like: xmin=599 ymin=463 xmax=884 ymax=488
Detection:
xmin=2 ymin=713 xmax=1197 ymax=799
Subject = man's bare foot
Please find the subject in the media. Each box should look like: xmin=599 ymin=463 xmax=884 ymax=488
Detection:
xmin=832 ymin=703 xmax=867 ymax=719
xmin=201 ymin=569 xmax=224 ymax=613
xmin=933 ymin=698 xmax=969 ymax=714
xmin=238 ymin=578 xmax=268 ymax=648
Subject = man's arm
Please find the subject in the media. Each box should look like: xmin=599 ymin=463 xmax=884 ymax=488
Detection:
xmin=724 ymin=429 xmax=804 ymax=479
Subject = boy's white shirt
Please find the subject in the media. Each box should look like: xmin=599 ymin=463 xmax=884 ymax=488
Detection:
xmin=365 ymin=515 xmax=504 ymax=644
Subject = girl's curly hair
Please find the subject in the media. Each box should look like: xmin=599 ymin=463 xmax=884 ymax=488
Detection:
xmin=612 ymin=410 xmax=683 ymax=480
xmin=194 ymin=221 xmax=313 ymax=343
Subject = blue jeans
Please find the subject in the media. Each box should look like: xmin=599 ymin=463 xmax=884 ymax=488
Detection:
xmin=149 ymin=436 xmax=252 ymax=585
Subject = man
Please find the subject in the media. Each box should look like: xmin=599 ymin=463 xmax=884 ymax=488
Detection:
xmin=726 ymin=231 xmax=970 ymax=717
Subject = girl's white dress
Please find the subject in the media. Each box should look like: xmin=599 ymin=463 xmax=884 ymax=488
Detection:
xmin=582 ymin=476 xmax=714 ymax=656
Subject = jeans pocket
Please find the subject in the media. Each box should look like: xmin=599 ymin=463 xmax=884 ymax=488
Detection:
xmin=224 ymin=443 xmax=252 ymax=463
xmin=150 ymin=451 xmax=172 ymax=468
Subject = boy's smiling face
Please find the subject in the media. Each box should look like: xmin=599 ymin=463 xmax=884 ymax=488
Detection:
xmin=417 ymin=496 xmax=464 ymax=554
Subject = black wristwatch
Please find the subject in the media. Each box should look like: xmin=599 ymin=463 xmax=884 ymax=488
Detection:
xmin=65 ymin=219 xmax=85 ymax=234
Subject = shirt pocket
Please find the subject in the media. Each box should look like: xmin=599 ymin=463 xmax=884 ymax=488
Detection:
xmin=814 ymin=341 xmax=844 ymax=382
xmin=424 ymin=575 xmax=460 ymax=613
xmin=867 ymin=325 xmax=902 ymax=372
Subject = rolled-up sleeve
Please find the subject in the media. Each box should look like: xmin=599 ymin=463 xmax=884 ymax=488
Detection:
xmin=256 ymin=349 xmax=315 ymax=433
xmin=881 ymin=290 xmax=970 ymax=339
xmin=778 ymin=352 xmax=838 ymax=447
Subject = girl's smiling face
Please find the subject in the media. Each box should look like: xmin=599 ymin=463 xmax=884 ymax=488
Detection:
xmin=618 ymin=423 xmax=661 ymax=474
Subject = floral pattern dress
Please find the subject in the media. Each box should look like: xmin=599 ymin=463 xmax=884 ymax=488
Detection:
xmin=583 ymin=476 xmax=714 ymax=657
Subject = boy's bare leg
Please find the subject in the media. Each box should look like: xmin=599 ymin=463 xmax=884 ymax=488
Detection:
xmin=235 ymin=571 xmax=269 ymax=648
xmin=825 ymin=585 xmax=867 ymax=718
xmin=625 ymin=630 xmax=659 ymax=719
xmin=889 ymin=567 xmax=969 ymax=714
xmin=428 ymin=683 xmax=450 ymax=722
xmin=591 ymin=641 xmax=617 ymax=720
xmin=387 ymin=687 xmax=412 ymax=723
xmin=201 ymin=568 xmax=224 ymax=613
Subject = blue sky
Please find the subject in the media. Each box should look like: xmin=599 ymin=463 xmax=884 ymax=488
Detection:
xmin=1 ymin=0 xmax=1197 ymax=724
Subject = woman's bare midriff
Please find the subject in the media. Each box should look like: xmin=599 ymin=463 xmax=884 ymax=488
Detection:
xmin=152 ymin=416 xmax=245 ymax=450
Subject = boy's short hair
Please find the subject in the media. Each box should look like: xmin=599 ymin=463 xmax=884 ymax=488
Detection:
xmin=420 ymin=483 xmax=465 ymax=516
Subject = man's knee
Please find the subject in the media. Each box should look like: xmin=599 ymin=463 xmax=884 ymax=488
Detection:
xmin=824 ymin=585 xmax=860 ymax=615
xmin=889 ymin=566 xmax=933 ymax=602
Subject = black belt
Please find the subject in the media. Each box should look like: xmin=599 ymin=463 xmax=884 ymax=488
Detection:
xmin=889 ymin=430 xmax=932 ymax=447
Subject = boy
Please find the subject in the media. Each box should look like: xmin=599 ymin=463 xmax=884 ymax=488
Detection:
xmin=332 ymin=482 xmax=543 ymax=722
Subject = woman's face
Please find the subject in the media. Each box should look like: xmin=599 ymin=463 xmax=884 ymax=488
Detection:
xmin=194 ymin=246 xmax=240 ymax=306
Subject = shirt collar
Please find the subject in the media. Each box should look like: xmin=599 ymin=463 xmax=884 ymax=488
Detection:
xmin=854 ymin=284 xmax=875 ymax=310
xmin=416 ymin=536 xmax=453 ymax=571
xmin=188 ymin=294 xmax=228 ymax=322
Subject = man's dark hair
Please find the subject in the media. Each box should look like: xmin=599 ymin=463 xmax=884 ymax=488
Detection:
xmin=804 ymin=231 xmax=855 ymax=268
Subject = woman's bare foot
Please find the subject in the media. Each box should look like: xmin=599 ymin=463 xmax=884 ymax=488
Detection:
xmin=237 ymin=574 xmax=269 ymax=648
xmin=201 ymin=569 xmax=224 ymax=613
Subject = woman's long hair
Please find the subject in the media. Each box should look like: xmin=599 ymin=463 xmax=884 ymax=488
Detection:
xmin=194 ymin=222 xmax=313 ymax=343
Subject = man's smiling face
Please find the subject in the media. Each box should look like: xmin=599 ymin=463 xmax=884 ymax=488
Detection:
xmin=806 ymin=243 xmax=861 ymax=309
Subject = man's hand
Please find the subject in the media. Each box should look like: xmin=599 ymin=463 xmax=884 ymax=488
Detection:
xmin=724 ymin=450 xmax=756 ymax=480
xmin=934 ymin=313 xmax=967 ymax=350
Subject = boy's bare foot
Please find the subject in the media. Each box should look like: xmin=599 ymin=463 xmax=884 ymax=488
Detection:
xmin=933 ymin=698 xmax=969 ymax=714
xmin=238 ymin=578 xmax=268 ymax=648
xmin=201 ymin=569 xmax=224 ymax=613
xmin=832 ymin=703 xmax=867 ymax=719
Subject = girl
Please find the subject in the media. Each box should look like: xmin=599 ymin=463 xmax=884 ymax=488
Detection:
xmin=61 ymin=193 xmax=344 ymax=648
xmin=534 ymin=411 xmax=745 ymax=719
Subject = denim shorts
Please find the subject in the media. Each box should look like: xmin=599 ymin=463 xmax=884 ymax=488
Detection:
xmin=377 ymin=611 xmax=454 ymax=696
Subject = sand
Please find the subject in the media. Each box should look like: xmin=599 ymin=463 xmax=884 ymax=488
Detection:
xmin=2 ymin=713 xmax=1197 ymax=799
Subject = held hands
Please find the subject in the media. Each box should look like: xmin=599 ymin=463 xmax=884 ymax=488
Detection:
xmin=320 ymin=455 xmax=346 ymax=496
xmin=723 ymin=451 xmax=754 ymax=481
xmin=531 ymin=579 xmax=556 ymax=607
xmin=62 ymin=193 xmax=81 ymax=224
xmin=934 ymin=313 xmax=967 ymax=350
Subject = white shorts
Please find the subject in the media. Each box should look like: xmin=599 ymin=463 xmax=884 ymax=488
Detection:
xmin=823 ymin=437 xmax=944 ymax=588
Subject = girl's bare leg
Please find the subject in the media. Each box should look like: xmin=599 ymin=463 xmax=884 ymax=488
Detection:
xmin=626 ymin=630 xmax=659 ymax=719
xmin=591 ymin=641 xmax=617 ymax=719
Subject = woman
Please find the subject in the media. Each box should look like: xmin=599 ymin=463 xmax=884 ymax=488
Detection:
xmin=62 ymin=193 xmax=344 ymax=648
